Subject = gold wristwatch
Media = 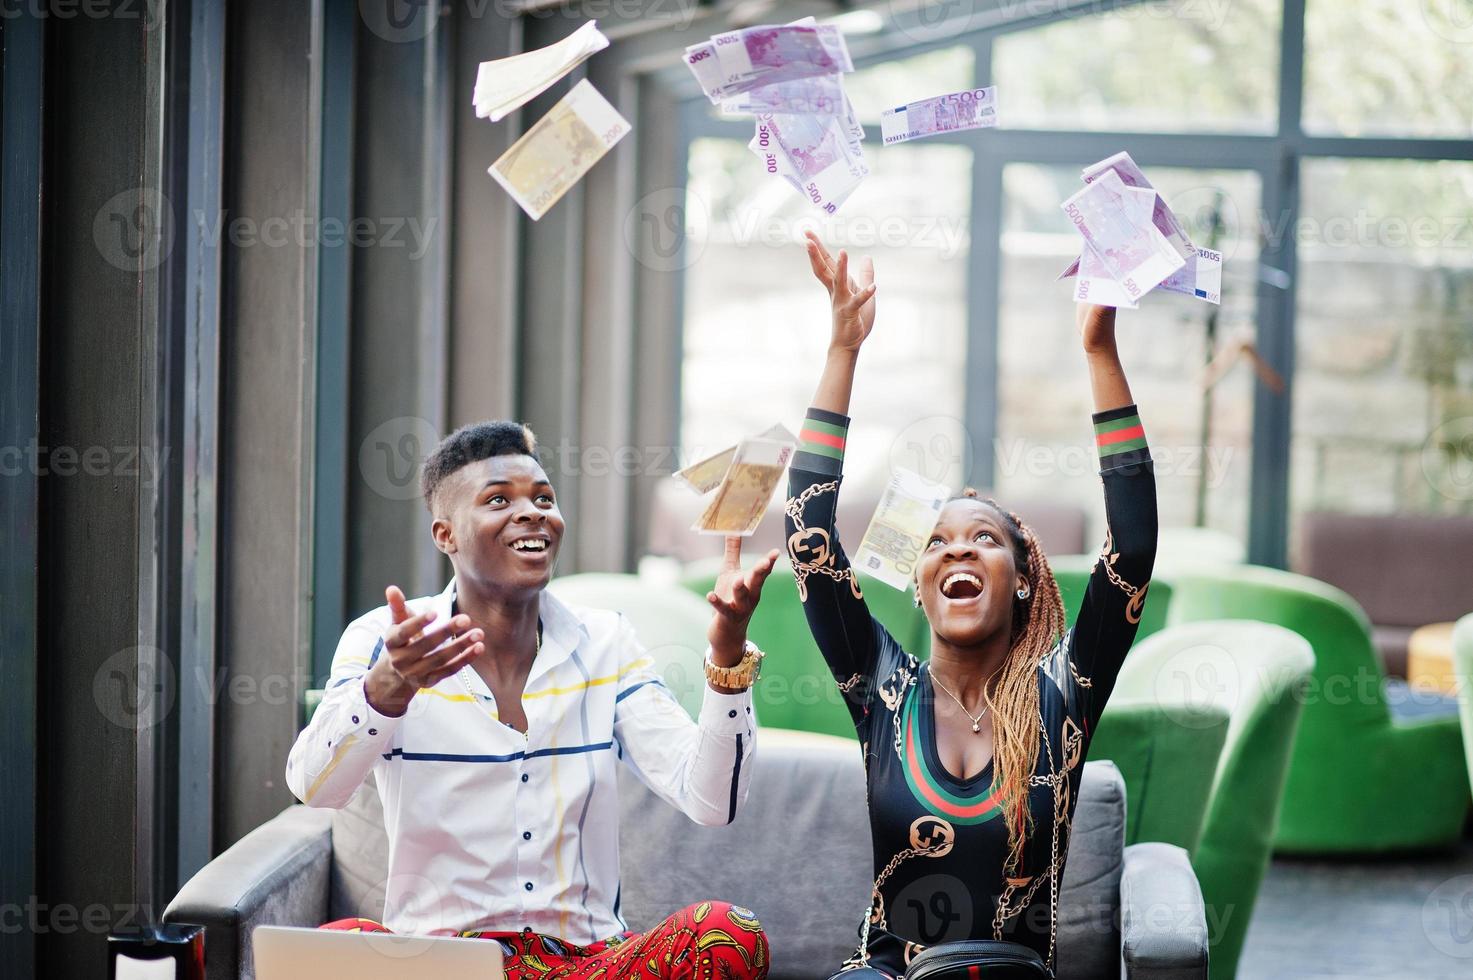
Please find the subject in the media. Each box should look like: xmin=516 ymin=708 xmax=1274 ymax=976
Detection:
xmin=704 ymin=641 xmax=765 ymax=691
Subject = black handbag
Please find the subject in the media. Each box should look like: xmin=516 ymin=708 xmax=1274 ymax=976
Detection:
xmin=903 ymin=940 xmax=1049 ymax=980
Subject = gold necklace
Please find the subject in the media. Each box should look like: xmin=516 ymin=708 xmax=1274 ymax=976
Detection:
xmin=458 ymin=621 xmax=542 ymax=719
xmin=928 ymin=666 xmax=990 ymax=734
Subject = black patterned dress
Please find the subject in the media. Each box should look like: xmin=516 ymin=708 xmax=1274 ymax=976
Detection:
xmin=784 ymin=406 xmax=1157 ymax=978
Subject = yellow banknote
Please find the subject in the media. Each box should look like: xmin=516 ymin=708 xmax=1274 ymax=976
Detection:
xmin=692 ymin=433 xmax=795 ymax=536
xmin=853 ymin=468 xmax=949 ymax=590
xmin=489 ymin=79 xmax=630 ymax=220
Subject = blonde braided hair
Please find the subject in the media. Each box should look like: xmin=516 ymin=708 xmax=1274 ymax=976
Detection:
xmin=944 ymin=489 xmax=1067 ymax=874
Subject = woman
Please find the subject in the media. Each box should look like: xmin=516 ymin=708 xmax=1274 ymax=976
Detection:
xmin=786 ymin=233 xmax=1157 ymax=978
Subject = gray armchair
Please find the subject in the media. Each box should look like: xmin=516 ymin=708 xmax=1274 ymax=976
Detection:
xmin=165 ymin=730 xmax=1207 ymax=980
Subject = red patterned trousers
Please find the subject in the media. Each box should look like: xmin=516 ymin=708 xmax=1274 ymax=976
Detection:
xmin=320 ymin=900 xmax=770 ymax=980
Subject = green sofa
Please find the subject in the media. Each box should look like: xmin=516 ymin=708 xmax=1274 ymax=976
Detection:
xmin=1085 ymin=697 xmax=1229 ymax=853
xmin=1107 ymin=619 xmax=1315 ymax=980
xmin=1167 ymin=564 xmax=1469 ymax=854
xmin=1455 ymin=613 xmax=1473 ymax=797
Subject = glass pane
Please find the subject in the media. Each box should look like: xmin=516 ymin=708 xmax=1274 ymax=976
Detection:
xmin=844 ymin=45 xmax=974 ymax=126
xmin=680 ymin=137 xmax=973 ymax=483
xmin=997 ymin=162 xmax=1264 ymax=553
xmin=992 ymin=0 xmax=1280 ymax=134
xmin=1303 ymin=0 xmax=1473 ymax=138
xmin=1289 ymin=159 xmax=1473 ymax=560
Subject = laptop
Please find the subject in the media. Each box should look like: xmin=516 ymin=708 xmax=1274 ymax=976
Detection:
xmin=253 ymin=925 xmax=505 ymax=979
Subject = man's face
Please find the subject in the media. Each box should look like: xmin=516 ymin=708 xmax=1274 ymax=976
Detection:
xmin=432 ymin=455 xmax=564 ymax=596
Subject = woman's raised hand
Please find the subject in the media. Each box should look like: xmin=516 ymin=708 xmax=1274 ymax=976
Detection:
xmin=805 ymin=231 xmax=877 ymax=353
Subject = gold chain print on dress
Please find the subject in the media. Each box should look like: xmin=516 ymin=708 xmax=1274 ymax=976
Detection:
xmin=850 ymin=815 xmax=958 ymax=971
xmin=1098 ymin=526 xmax=1152 ymax=625
xmin=785 ymin=481 xmax=863 ymax=603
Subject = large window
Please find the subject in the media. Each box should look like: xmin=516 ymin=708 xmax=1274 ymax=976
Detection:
xmin=665 ymin=0 xmax=1473 ymax=568
xmin=679 ymin=49 xmax=976 ymax=495
xmin=992 ymin=0 xmax=1281 ymax=134
xmin=997 ymin=163 xmax=1263 ymax=550
xmin=1288 ymin=158 xmax=1473 ymax=560
xmin=1303 ymin=0 xmax=1473 ymax=138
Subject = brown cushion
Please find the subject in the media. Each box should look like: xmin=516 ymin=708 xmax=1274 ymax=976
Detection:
xmin=1296 ymin=512 xmax=1473 ymax=628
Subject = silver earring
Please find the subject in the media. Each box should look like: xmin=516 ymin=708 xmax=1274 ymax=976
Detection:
xmin=1017 ymin=588 xmax=1029 ymax=600
xmin=912 ymin=588 xmax=922 ymax=608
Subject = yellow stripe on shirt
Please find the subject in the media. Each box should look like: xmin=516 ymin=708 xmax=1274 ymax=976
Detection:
xmin=520 ymin=657 xmax=655 ymax=701
xmin=304 ymin=734 xmax=359 ymax=804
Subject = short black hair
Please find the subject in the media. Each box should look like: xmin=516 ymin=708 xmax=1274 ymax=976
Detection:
xmin=421 ymin=420 xmax=541 ymax=513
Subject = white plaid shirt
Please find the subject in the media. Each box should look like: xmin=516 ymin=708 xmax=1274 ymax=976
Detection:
xmin=286 ymin=579 xmax=755 ymax=942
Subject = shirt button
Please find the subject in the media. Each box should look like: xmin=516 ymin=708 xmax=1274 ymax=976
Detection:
xmin=352 ymin=715 xmax=360 ymax=724
xmin=523 ymin=831 xmax=532 ymax=841
xmin=728 ymin=709 xmax=737 ymax=718
xmin=520 ymin=773 xmax=529 ymax=783
xmin=368 ymin=728 xmax=378 ymax=736
xmin=524 ymin=882 xmax=534 ymax=892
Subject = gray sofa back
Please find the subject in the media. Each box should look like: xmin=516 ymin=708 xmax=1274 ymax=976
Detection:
xmin=328 ymin=730 xmax=1126 ymax=980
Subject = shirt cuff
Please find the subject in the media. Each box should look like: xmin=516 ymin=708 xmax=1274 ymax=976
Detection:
xmin=795 ymin=407 xmax=850 ymax=476
xmin=696 ymin=683 xmax=755 ymax=735
xmin=347 ymin=675 xmax=407 ymax=747
xmin=1092 ymin=404 xmax=1151 ymax=472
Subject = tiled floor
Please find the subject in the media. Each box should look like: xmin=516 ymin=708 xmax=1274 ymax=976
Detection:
xmin=1237 ymin=838 xmax=1473 ymax=978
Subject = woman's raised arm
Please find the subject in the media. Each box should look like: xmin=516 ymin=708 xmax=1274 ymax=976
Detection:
xmin=1065 ymin=303 xmax=1158 ymax=733
xmin=803 ymin=231 xmax=877 ymax=416
xmin=784 ymin=233 xmax=893 ymax=732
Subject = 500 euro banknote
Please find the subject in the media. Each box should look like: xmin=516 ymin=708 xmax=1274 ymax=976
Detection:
xmin=749 ymin=112 xmax=868 ymax=213
xmin=1062 ymin=170 xmax=1185 ymax=300
xmin=879 ymin=86 xmax=998 ymax=145
xmin=685 ymin=19 xmax=852 ymax=103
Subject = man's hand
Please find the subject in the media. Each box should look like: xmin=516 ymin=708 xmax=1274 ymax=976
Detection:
xmin=1076 ymin=303 xmax=1118 ymax=356
xmin=705 ymin=536 xmax=780 ymax=670
xmin=363 ymin=585 xmax=485 ymax=717
xmin=806 ymin=231 xmax=877 ymax=354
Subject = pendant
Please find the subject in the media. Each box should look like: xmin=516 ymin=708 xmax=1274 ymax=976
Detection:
xmin=972 ymin=722 xmax=981 ymax=733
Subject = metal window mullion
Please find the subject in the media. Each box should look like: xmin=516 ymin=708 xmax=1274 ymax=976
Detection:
xmin=1243 ymin=0 xmax=1306 ymax=568
xmin=175 ymin=0 xmax=228 ymax=890
xmin=311 ymin=0 xmax=357 ymax=689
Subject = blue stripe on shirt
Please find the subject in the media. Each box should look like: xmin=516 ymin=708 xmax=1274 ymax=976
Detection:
xmin=380 ymin=741 xmax=615 ymax=763
xmin=614 ymin=679 xmax=666 ymax=703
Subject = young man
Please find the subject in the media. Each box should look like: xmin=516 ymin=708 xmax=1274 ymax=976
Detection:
xmin=287 ymin=421 xmax=778 ymax=979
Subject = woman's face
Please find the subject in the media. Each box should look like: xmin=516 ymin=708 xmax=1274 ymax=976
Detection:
xmin=915 ymin=499 xmax=1026 ymax=648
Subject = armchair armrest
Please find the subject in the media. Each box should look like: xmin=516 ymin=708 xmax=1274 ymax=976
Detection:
xmin=164 ymin=805 xmax=334 ymax=980
xmin=1119 ymin=842 xmax=1209 ymax=980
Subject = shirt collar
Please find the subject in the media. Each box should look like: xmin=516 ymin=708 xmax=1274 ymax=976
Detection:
xmin=442 ymin=576 xmax=589 ymax=686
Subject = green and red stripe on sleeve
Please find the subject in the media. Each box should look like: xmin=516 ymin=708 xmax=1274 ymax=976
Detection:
xmin=1093 ymin=405 xmax=1150 ymax=469
xmin=794 ymin=408 xmax=850 ymax=475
